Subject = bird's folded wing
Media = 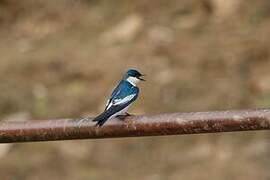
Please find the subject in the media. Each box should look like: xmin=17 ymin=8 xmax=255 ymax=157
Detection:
xmin=113 ymin=94 xmax=137 ymax=105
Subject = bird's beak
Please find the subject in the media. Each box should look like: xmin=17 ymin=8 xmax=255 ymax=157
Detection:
xmin=138 ymin=74 xmax=146 ymax=81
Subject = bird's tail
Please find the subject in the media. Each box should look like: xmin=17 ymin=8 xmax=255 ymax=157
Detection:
xmin=92 ymin=109 xmax=115 ymax=127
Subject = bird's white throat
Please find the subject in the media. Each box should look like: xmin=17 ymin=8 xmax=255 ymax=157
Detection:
xmin=127 ymin=76 xmax=140 ymax=86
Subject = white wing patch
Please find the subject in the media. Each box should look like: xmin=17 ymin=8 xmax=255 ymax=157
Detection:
xmin=105 ymin=99 xmax=111 ymax=110
xmin=105 ymin=101 xmax=113 ymax=110
xmin=105 ymin=94 xmax=137 ymax=110
xmin=114 ymin=94 xmax=137 ymax=105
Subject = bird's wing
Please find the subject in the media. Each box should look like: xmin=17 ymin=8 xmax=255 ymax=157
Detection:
xmin=94 ymin=93 xmax=138 ymax=126
xmin=108 ymin=80 xmax=139 ymax=108
xmin=104 ymin=81 xmax=122 ymax=111
xmin=106 ymin=93 xmax=138 ymax=111
xmin=113 ymin=94 xmax=137 ymax=105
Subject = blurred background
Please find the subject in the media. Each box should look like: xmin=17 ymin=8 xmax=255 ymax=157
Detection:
xmin=0 ymin=0 xmax=270 ymax=179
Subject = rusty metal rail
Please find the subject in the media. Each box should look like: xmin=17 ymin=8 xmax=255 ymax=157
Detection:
xmin=0 ymin=108 xmax=270 ymax=143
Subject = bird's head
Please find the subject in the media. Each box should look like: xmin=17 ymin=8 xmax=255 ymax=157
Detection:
xmin=124 ymin=69 xmax=145 ymax=86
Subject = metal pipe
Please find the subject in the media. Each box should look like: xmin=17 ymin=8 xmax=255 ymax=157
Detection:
xmin=0 ymin=108 xmax=270 ymax=143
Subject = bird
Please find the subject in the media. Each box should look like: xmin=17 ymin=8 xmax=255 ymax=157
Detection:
xmin=92 ymin=69 xmax=145 ymax=126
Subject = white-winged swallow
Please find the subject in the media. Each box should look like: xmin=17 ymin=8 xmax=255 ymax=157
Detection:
xmin=92 ymin=69 xmax=145 ymax=126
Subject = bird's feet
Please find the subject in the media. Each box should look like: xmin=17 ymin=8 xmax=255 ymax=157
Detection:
xmin=125 ymin=112 xmax=132 ymax=116
xmin=116 ymin=112 xmax=132 ymax=121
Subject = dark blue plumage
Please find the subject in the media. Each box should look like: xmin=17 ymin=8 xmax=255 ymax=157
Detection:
xmin=93 ymin=69 xmax=144 ymax=126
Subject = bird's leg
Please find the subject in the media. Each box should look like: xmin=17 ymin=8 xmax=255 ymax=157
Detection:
xmin=116 ymin=112 xmax=133 ymax=121
xmin=125 ymin=112 xmax=132 ymax=116
xmin=116 ymin=115 xmax=127 ymax=121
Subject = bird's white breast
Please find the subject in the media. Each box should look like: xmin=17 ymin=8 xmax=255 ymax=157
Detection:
xmin=109 ymin=105 xmax=130 ymax=119
xmin=127 ymin=77 xmax=140 ymax=86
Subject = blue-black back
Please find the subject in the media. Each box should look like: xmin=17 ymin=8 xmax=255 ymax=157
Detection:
xmin=105 ymin=80 xmax=139 ymax=110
